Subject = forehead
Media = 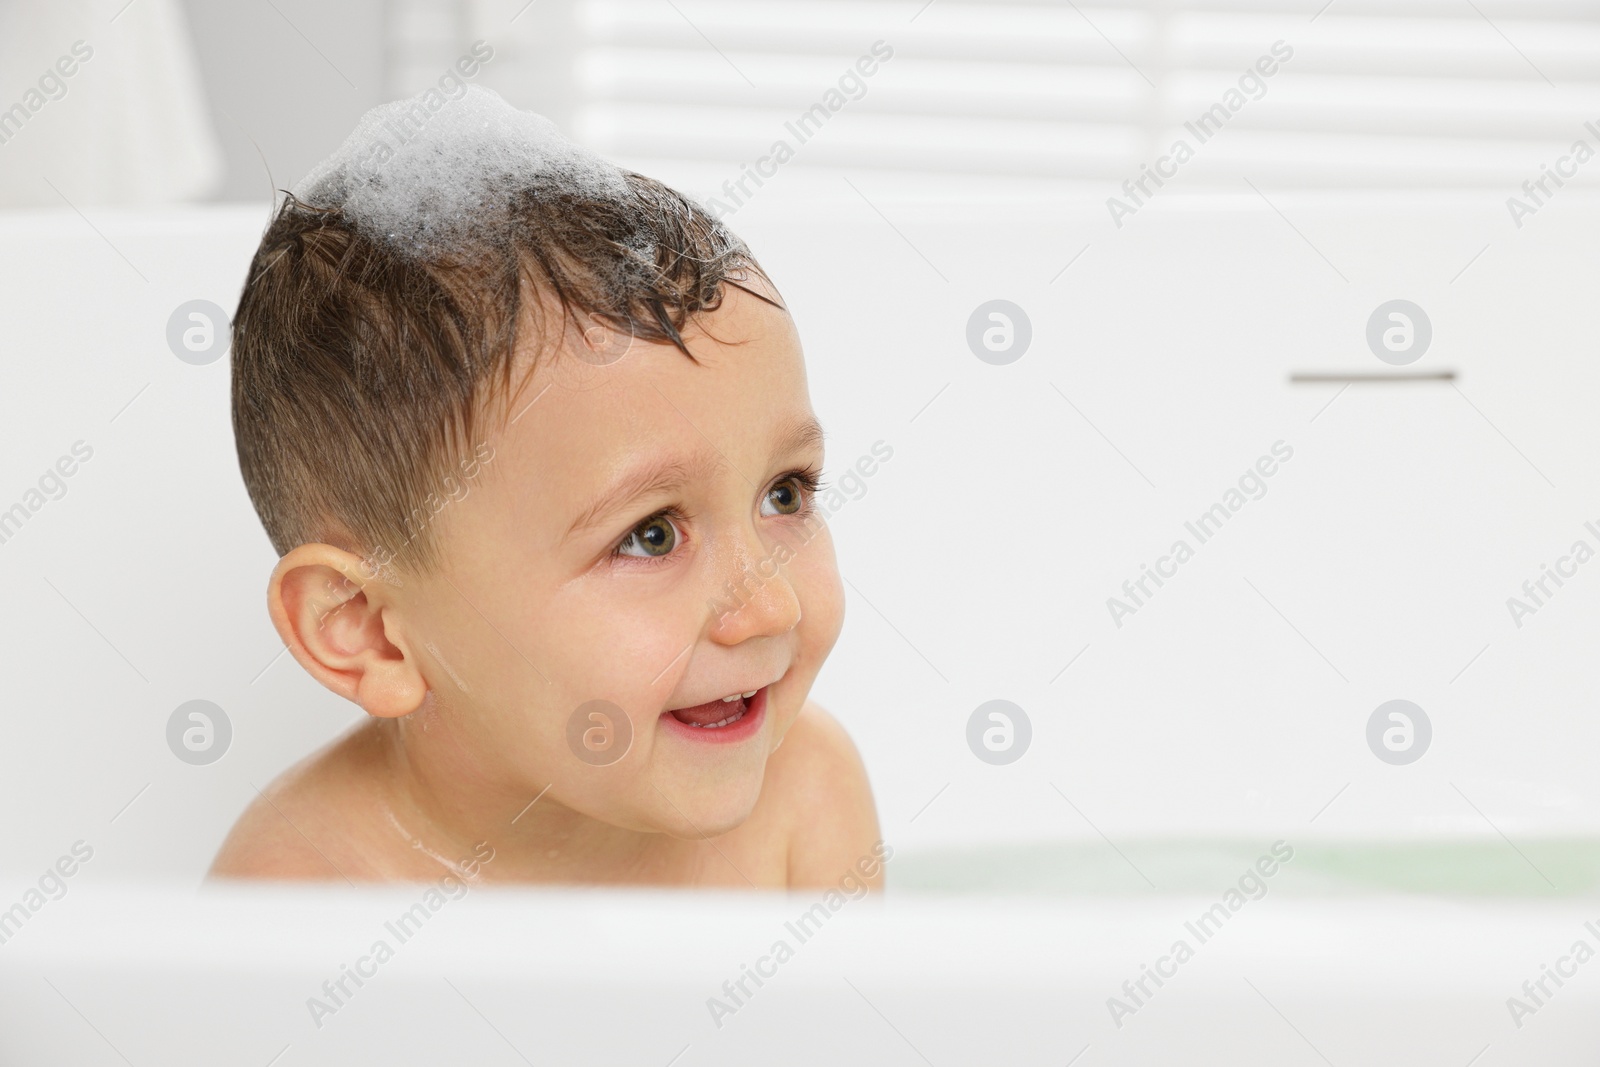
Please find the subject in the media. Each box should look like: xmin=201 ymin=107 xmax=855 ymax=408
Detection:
xmin=489 ymin=284 xmax=816 ymax=520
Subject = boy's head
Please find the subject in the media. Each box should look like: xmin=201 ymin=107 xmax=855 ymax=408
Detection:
xmin=231 ymin=88 xmax=844 ymax=838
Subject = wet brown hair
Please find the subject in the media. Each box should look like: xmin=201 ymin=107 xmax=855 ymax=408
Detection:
xmin=230 ymin=171 xmax=776 ymax=575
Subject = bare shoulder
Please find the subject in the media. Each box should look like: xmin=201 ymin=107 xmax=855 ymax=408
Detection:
xmin=763 ymin=699 xmax=885 ymax=889
xmin=207 ymin=726 xmax=383 ymax=881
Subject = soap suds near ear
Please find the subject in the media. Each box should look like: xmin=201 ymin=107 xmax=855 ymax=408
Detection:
xmin=292 ymin=85 xmax=630 ymax=256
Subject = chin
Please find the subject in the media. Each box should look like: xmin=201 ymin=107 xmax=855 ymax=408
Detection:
xmin=650 ymin=770 xmax=767 ymax=839
xmin=643 ymin=688 xmax=778 ymax=833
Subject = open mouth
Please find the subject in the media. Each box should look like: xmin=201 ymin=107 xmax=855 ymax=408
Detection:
xmin=669 ymin=689 xmax=756 ymax=728
xmin=660 ymin=685 xmax=769 ymax=741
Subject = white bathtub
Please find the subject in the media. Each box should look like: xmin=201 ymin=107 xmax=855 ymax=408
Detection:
xmin=3 ymin=883 xmax=1597 ymax=1065
xmin=3 ymin=189 xmax=1600 ymax=1061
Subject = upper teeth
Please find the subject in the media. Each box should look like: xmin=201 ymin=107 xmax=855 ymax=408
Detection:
xmin=720 ymin=690 xmax=759 ymax=703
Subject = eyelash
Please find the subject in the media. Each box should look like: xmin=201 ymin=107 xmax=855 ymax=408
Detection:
xmin=779 ymin=468 xmax=826 ymax=502
xmin=608 ymin=467 xmax=826 ymax=563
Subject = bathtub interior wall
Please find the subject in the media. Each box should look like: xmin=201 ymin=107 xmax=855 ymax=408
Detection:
xmin=2 ymin=190 xmax=1597 ymax=887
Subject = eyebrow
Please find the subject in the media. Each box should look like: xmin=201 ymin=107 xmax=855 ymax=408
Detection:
xmin=772 ymin=413 xmax=826 ymax=459
xmin=564 ymin=414 xmax=826 ymax=542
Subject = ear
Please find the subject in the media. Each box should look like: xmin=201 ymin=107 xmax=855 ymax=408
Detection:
xmin=267 ymin=543 xmax=428 ymax=718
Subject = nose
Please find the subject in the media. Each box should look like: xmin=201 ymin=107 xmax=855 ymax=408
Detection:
xmin=707 ymin=540 xmax=802 ymax=645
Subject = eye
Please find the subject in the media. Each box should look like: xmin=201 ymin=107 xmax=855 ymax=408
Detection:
xmin=760 ymin=472 xmax=818 ymax=517
xmin=615 ymin=513 xmax=680 ymax=558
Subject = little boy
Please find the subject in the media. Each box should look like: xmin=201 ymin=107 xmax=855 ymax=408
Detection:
xmin=210 ymin=87 xmax=883 ymax=891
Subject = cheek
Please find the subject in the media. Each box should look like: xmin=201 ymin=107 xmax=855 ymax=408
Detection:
xmin=543 ymin=583 xmax=708 ymax=707
xmin=789 ymin=526 xmax=845 ymax=664
xmin=765 ymin=528 xmax=843 ymax=750
xmin=409 ymin=557 xmax=702 ymax=760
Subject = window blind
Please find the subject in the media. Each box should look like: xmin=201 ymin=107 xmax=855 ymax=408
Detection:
xmin=386 ymin=0 xmax=1600 ymax=188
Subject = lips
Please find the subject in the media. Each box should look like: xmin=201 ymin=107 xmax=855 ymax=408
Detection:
xmin=669 ymin=695 xmax=751 ymax=729
xmin=660 ymin=685 xmax=769 ymax=742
